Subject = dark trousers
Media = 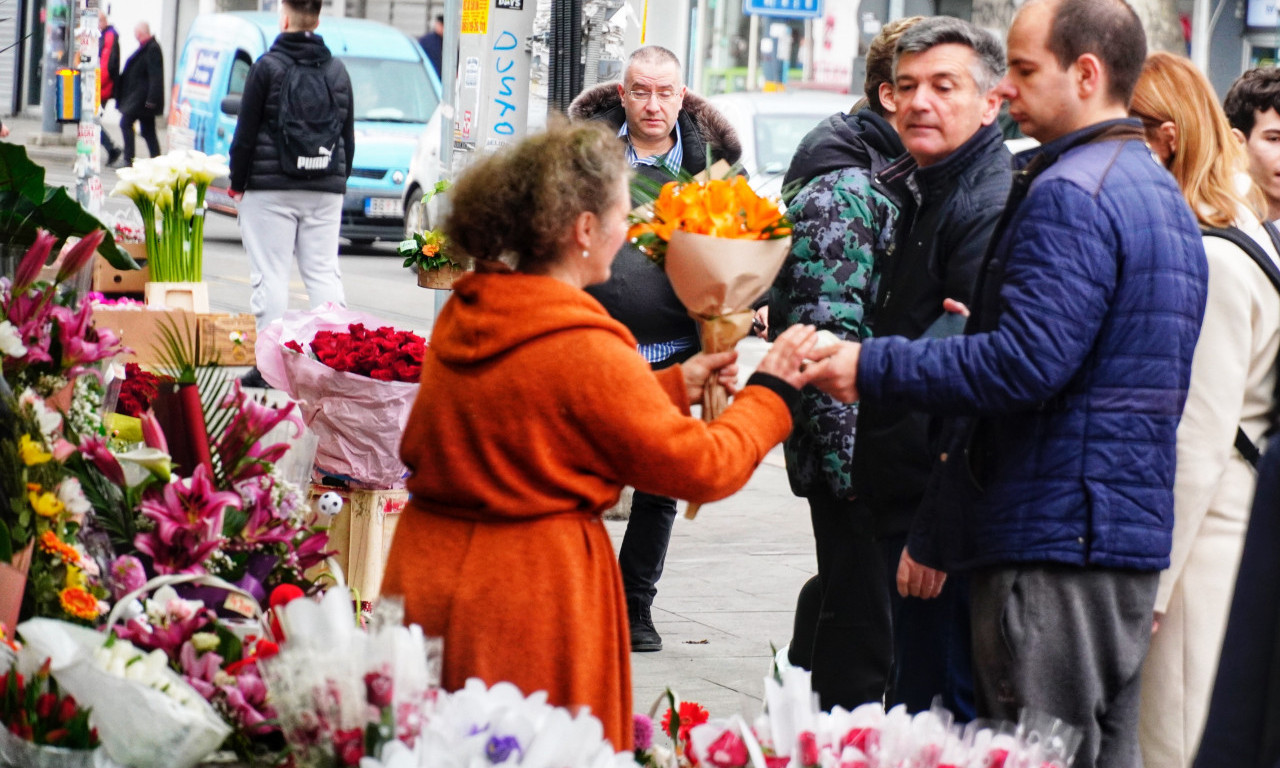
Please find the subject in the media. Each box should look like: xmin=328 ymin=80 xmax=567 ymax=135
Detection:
xmin=800 ymin=491 xmax=892 ymax=711
xmin=100 ymin=125 xmax=118 ymax=155
xmin=970 ymin=565 xmax=1158 ymax=768
xmin=120 ymin=112 xmax=159 ymax=164
xmin=618 ymin=490 xmax=678 ymax=603
xmin=879 ymin=533 xmax=975 ymax=720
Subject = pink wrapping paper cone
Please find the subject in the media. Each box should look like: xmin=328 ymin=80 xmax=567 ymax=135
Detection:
xmin=0 ymin=541 xmax=34 ymax=632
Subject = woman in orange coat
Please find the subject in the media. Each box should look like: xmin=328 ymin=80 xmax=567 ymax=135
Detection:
xmin=381 ymin=122 xmax=815 ymax=751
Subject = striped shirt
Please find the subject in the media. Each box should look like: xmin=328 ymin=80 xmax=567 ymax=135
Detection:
xmin=619 ymin=120 xmax=698 ymax=365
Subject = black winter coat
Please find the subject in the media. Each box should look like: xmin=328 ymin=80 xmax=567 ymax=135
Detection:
xmin=568 ymin=84 xmax=742 ymax=348
xmin=850 ymin=122 xmax=1011 ymax=537
xmin=228 ymin=32 xmax=355 ymax=194
xmin=117 ymin=37 xmax=164 ymax=117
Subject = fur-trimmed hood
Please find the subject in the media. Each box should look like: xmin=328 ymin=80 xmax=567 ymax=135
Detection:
xmin=568 ymin=82 xmax=742 ymax=165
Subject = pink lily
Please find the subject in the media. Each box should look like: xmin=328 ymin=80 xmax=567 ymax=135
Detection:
xmin=218 ymin=383 xmax=303 ymax=481
xmin=55 ymin=230 xmax=105 ymax=284
xmin=79 ymin=435 xmax=126 ymax=486
xmin=52 ymin=303 xmax=123 ymax=374
xmin=134 ymin=464 xmax=239 ymax=574
xmin=139 ymin=409 xmax=169 ymax=454
xmin=12 ymin=231 xmax=56 ymax=294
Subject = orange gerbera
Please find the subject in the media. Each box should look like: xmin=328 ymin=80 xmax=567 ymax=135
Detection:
xmin=38 ymin=530 xmax=79 ymax=564
xmin=632 ymin=176 xmax=790 ymax=262
xmin=59 ymin=587 xmax=100 ymax=621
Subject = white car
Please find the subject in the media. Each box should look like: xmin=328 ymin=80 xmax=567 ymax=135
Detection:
xmin=401 ymin=109 xmax=445 ymax=238
xmin=706 ymin=90 xmax=858 ymax=199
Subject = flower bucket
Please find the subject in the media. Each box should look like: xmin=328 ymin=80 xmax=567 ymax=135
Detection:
xmin=417 ymin=265 xmax=467 ymax=290
xmin=0 ymin=542 xmax=33 ymax=633
xmin=0 ymin=728 xmax=114 ymax=768
xmin=145 ymin=281 xmax=210 ymax=313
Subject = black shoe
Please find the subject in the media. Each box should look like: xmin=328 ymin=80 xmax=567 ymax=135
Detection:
xmin=627 ymin=595 xmax=662 ymax=652
xmin=106 ymin=147 xmax=121 ymax=166
xmin=239 ymin=366 xmax=271 ymax=389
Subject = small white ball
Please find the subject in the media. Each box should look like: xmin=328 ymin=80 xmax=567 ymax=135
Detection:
xmin=317 ymin=491 xmax=344 ymax=516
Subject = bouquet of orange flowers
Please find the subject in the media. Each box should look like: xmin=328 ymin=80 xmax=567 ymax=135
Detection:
xmin=628 ymin=165 xmax=792 ymax=519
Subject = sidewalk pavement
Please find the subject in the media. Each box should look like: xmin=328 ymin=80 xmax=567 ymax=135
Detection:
xmin=4 ymin=111 xmax=168 ymax=167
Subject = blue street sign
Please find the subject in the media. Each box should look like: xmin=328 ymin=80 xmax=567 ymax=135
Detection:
xmin=743 ymin=0 xmax=823 ymax=18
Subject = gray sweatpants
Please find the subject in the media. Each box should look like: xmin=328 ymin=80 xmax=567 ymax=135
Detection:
xmin=970 ymin=564 xmax=1158 ymax=768
xmin=238 ymin=189 xmax=345 ymax=330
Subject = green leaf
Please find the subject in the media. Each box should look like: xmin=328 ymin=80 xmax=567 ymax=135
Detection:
xmin=0 ymin=519 xmax=10 ymax=563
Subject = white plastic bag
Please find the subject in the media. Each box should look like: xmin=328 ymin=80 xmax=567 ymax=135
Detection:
xmin=16 ymin=618 xmax=230 ymax=768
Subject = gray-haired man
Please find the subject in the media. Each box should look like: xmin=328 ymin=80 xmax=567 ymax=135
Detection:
xmin=853 ymin=15 xmax=1011 ymax=716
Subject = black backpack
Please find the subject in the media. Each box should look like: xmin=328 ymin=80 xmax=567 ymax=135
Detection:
xmin=269 ymin=52 xmax=344 ymax=178
xmin=1202 ymin=223 xmax=1280 ymax=466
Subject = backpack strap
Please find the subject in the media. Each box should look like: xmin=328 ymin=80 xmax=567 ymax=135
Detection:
xmin=1203 ymin=225 xmax=1280 ymax=467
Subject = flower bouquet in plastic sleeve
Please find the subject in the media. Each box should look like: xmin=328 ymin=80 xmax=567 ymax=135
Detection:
xmin=255 ymin=304 xmax=424 ymax=488
xmin=629 ymin=163 xmax=791 ymax=519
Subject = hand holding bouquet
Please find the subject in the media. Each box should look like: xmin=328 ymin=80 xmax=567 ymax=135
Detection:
xmin=628 ymin=164 xmax=792 ymax=519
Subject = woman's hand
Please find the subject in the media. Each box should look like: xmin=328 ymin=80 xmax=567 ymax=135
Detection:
xmin=681 ymin=350 xmax=740 ymax=403
xmin=755 ymin=324 xmax=818 ymax=389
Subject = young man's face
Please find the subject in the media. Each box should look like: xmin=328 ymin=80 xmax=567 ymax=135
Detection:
xmin=1240 ymin=108 xmax=1280 ymax=219
xmin=999 ymin=1 xmax=1080 ymax=144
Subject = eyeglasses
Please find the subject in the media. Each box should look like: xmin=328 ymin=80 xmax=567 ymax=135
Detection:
xmin=626 ymin=88 xmax=680 ymax=103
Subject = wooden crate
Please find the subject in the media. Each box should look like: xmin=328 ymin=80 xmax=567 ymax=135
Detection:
xmin=311 ymin=485 xmax=409 ymax=602
xmin=93 ymin=243 xmax=149 ymax=294
xmin=197 ymin=313 xmax=256 ymax=366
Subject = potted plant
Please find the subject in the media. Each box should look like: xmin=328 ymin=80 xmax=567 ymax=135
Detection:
xmin=399 ymin=180 xmax=469 ymax=290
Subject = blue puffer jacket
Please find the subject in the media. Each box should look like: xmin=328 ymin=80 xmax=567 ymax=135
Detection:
xmin=857 ymin=119 xmax=1208 ymax=572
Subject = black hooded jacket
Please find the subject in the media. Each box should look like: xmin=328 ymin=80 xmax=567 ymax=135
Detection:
xmin=783 ymin=108 xmax=904 ymax=194
xmin=568 ymin=84 xmax=742 ymax=349
xmin=228 ymin=32 xmax=355 ymax=195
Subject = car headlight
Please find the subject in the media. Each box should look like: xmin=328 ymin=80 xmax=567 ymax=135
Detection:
xmin=392 ymin=170 xmax=405 ymax=185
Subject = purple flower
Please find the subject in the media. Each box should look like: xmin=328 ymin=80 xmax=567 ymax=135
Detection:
xmin=634 ymin=713 xmax=655 ymax=751
xmin=108 ymin=554 xmax=147 ymax=600
xmin=486 ymin=735 xmax=523 ymax=764
xmin=217 ymin=382 xmax=304 ymax=483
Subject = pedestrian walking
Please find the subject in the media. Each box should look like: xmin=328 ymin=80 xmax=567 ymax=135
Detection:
xmin=99 ymin=9 xmax=122 ymax=167
xmin=568 ymin=46 xmax=742 ymax=653
xmin=804 ymin=0 xmax=1209 ymax=765
xmin=418 ymin=15 xmax=443 ymax=78
xmin=117 ymin=21 xmax=164 ymax=166
xmin=228 ymin=0 xmax=354 ymax=388
xmin=380 ymin=120 xmax=818 ymax=752
xmin=1131 ymin=51 xmax=1280 ymax=768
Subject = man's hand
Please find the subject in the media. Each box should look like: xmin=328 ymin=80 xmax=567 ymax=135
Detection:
xmin=0 ymin=124 xmax=9 ymax=139
xmin=803 ymin=341 xmax=861 ymax=403
xmin=752 ymin=305 xmax=769 ymax=339
xmin=755 ymin=324 xmax=818 ymax=389
xmin=942 ymin=298 xmax=970 ymax=318
xmin=897 ymin=547 xmax=947 ymax=599
xmin=681 ymin=350 xmax=739 ymax=403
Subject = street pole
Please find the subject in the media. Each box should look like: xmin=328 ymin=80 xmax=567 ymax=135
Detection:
xmin=746 ymin=12 xmax=759 ymax=92
xmin=42 ymin=0 xmax=74 ymax=136
xmin=691 ymin=0 xmax=708 ymax=93
xmin=74 ymin=0 xmax=102 ymax=217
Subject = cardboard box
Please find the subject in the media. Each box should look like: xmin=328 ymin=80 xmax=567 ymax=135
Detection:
xmin=310 ymin=485 xmax=409 ymax=602
xmin=91 ymin=307 xmax=256 ymax=367
xmin=93 ymin=255 xmax=150 ymax=294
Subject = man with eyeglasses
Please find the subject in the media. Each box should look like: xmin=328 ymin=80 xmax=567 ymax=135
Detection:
xmin=569 ymin=46 xmax=742 ymax=653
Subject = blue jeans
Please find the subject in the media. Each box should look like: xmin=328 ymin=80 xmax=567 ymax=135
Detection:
xmin=880 ymin=533 xmax=976 ymax=721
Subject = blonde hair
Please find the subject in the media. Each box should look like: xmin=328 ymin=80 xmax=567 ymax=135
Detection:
xmin=1131 ymin=51 xmax=1264 ymax=229
xmin=444 ymin=121 xmax=629 ymax=271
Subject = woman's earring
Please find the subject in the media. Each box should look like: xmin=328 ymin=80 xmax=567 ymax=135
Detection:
xmin=582 ymin=249 xmax=590 ymax=259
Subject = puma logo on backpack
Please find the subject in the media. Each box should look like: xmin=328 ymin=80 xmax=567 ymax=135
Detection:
xmin=269 ymin=52 xmax=343 ymax=178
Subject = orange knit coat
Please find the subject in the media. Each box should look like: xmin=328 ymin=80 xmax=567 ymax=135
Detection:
xmin=381 ymin=272 xmax=793 ymax=750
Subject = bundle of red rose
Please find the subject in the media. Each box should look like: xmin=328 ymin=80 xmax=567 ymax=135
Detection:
xmin=284 ymin=323 xmax=425 ymax=384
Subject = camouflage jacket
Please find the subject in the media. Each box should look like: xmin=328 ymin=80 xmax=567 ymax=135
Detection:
xmin=770 ymin=113 xmax=908 ymax=499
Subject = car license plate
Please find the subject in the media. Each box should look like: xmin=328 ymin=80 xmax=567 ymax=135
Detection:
xmin=364 ymin=197 xmax=402 ymax=218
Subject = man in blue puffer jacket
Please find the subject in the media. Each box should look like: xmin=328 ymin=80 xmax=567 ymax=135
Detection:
xmin=806 ymin=0 xmax=1208 ymax=765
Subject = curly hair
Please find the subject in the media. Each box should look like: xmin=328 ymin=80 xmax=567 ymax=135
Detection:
xmin=1224 ymin=67 xmax=1280 ymax=137
xmin=444 ymin=122 xmax=630 ymax=272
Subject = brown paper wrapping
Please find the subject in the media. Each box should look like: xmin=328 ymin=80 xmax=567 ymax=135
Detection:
xmin=664 ymin=230 xmax=791 ymax=519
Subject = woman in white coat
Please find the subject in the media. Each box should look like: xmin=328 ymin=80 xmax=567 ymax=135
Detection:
xmin=1131 ymin=51 xmax=1280 ymax=768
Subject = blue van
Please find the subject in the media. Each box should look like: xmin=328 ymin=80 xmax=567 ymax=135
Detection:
xmin=169 ymin=13 xmax=441 ymax=244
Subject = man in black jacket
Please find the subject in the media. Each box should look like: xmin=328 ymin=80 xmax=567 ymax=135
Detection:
xmin=854 ymin=16 xmax=1011 ymax=717
xmin=228 ymin=0 xmax=354 ymax=355
xmin=117 ymin=22 xmax=164 ymax=166
xmin=568 ymin=46 xmax=741 ymax=652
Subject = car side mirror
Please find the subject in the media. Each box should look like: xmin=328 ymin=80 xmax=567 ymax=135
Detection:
xmin=220 ymin=95 xmax=242 ymax=115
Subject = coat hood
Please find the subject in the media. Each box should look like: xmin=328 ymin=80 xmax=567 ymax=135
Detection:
xmin=430 ymin=272 xmax=635 ymax=365
xmin=269 ymin=31 xmax=333 ymax=66
xmin=784 ymin=108 xmax=904 ymax=190
xmin=568 ymin=82 xmax=742 ymax=164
